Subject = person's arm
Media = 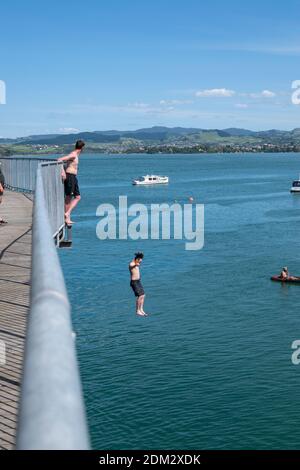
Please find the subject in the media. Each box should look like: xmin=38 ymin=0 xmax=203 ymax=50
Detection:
xmin=57 ymin=151 xmax=76 ymax=163
xmin=0 ymin=182 xmax=4 ymax=193
xmin=61 ymin=166 xmax=67 ymax=181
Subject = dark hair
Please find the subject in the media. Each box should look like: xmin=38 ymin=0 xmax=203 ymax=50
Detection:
xmin=75 ymin=140 xmax=85 ymax=150
xmin=134 ymin=252 xmax=144 ymax=260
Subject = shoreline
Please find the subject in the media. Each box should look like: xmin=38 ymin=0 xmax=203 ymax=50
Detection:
xmin=3 ymin=149 xmax=300 ymax=157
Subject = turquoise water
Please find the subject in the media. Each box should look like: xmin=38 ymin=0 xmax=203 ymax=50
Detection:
xmin=60 ymin=153 xmax=300 ymax=449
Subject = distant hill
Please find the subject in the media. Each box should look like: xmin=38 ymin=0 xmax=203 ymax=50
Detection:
xmin=2 ymin=126 xmax=299 ymax=145
xmin=2 ymin=126 xmax=300 ymax=155
xmin=223 ymin=128 xmax=255 ymax=137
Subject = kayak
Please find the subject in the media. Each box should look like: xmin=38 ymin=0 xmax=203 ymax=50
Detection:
xmin=271 ymin=275 xmax=300 ymax=284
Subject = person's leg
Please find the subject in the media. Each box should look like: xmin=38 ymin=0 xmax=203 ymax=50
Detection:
xmin=140 ymin=294 xmax=147 ymax=315
xmin=136 ymin=295 xmax=145 ymax=316
xmin=64 ymin=174 xmax=73 ymax=222
xmin=138 ymin=294 xmax=147 ymax=316
xmin=64 ymin=195 xmax=72 ymax=224
xmin=65 ymin=195 xmax=81 ymax=223
xmin=0 ymin=194 xmax=6 ymax=223
xmin=65 ymin=195 xmax=72 ymax=214
xmin=136 ymin=297 xmax=142 ymax=315
xmin=65 ymin=175 xmax=81 ymax=224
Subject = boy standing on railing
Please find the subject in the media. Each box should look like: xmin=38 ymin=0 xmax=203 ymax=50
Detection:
xmin=0 ymin=163 xmax=7 ymax=225
xmin=57 ymin=140 xmax=85 ymax=226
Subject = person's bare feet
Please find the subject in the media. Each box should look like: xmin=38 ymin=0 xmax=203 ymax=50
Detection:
xmin=141 ymin=310 xmax=149 ymax=316
xmin=65 ymin=213 xmax=74 ymax=225
xmin=136 ymin=310 xmax=147 ymax=316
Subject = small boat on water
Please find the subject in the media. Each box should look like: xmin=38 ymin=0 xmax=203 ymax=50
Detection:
xmin=132 ymin=175 xmax=169 ymax=186
xmin=271 ymin=276 xmax=300 ymax=284
xmin=290 ymin=175 xmax=300 ymax=192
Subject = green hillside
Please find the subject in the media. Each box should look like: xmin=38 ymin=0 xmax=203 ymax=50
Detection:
xmin=1 ymin=127 xmax=300 ymax=154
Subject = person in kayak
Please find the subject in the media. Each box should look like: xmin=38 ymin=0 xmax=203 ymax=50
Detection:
xmin=279 ymin=267 xmax=299 ymax=281
xmin=280 ymin=267 xmax=289 ymax=280
xmin=129 ymin=252 xmax=148 ymax=317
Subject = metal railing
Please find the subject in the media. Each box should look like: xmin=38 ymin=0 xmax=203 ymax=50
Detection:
xmin=16 ymin=167 xmax=90 ymax=449
xmin=0 ymin=156 xmax=51 ymax=192
xmin=0 ymin=157 xmax=65 ymax=241
xmin=39 ymin=161 xmax=66 ymax=240
xmin=0 ymin=157 xmax=90 ymax=449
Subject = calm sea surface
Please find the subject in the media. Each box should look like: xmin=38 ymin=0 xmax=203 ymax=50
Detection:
xmin=59 ymin=153 xmax=300 ymax=449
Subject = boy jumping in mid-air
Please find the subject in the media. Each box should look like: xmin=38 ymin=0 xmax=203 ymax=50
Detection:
xmin=58 ymin=139 xmax=85 ymax=225
xmin=129 ymin=252 xmax=148 ymax=316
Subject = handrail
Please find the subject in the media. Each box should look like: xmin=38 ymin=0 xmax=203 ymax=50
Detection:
xmin=16 ymin=167 xmax=90 ymax=449
xmin=39 ymin=161 xmax=66 ymax=239
xmin=0 ymin=157 xmax=65 ymax=242
xmin=0 ymin=156 xmax=53 ymax=193
xmin=0 ymin=157 xmax=90 ymax=448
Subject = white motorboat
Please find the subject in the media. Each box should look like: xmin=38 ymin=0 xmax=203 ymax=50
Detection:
xmin=132 ymin=175 xmax=169 ymax=185
xmin=290 ymin=176 xmax=300 ymax=193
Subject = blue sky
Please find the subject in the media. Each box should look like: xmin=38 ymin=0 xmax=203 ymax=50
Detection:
xmin=1 ymin=0 xmax=300 ymax=137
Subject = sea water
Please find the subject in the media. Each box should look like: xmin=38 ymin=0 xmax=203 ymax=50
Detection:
xmin=59 ymin=153 xmax=300 ymax=449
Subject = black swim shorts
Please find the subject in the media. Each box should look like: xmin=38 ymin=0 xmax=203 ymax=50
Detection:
xmin=64 ymin=173 xmax=80 ymax=197
xmin=130 ymin=280 xmax=145 ymax=297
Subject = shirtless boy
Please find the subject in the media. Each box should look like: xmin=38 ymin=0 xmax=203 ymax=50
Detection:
xmin=58 ymin=140 xmax=85 ymax=225
xmin=129 ymin=252 xmax=148 ymax=316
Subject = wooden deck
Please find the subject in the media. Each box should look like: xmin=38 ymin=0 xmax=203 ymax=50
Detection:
xmin=0 ymin=191 xmax=32 ymax=450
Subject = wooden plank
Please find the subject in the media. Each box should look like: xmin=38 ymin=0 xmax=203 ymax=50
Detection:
xmin=0 ymin=191 xmax=32 ymax=450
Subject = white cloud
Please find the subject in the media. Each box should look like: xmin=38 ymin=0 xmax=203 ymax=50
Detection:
xmin=247 ymin=90 xmax=276 ymax=99
xmin=159 ymin=99 xmax=193 ymax=105
xmin=235 ymin=103 xmax=248 ymax=108
xmin=128 ymin=102 xmax=150 ymax=108
xmin=261 ymin=89 xmax=276 ymax=98
xmin=72 ymin=102 xmax=222 ymax=121
xmin=196 ymin=88 xmax=235 ymax=97
xmin=59 ymin=127 xmax=80 ymax=133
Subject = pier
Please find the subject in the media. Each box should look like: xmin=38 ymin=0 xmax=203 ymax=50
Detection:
xmin=0 ymin=158 xmax=89 ymax=450
xmin=0 ymin=192 xmax=32 ymax=449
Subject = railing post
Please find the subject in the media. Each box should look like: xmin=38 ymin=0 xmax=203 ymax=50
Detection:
xmin=59 ymin=224 xmax=72 ymax=248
